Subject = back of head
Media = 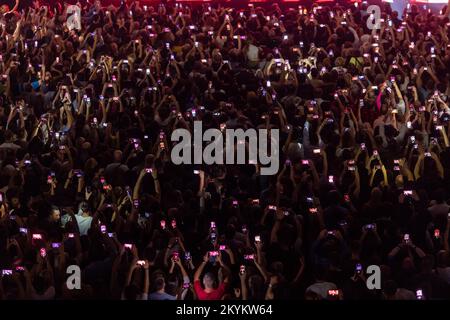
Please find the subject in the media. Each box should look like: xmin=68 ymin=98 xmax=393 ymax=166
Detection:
xmin=78 ymin=201 xmax=90 ymax=215
xmin=327 ymin=190 xmax=340 ymax=206
xmin=371 ymin=187 xmax=382 ymax=203
xmin=383 ymin=280 xmax=398 ymax=298
xmin=155 ymin=277 xmax=165 ymax=291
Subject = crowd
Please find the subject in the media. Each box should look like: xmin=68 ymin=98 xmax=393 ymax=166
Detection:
xmin=1 ymin=0 xmax=450 ymax=300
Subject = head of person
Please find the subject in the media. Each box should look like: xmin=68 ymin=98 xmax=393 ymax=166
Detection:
xmin=432 ymin=188 xmax=446 ymax=204
xmin=383 ymin=280 xmax=398 ymax=300
xmin=202 ymin=272 xmax=216 ymax=289
xmin=4 ymin=130 xmax=14 ymax=143
xmin=78 ymin=202 xmax=90 ymax=216
xmin=113 ymin=150 xmax=123 ymax=163
xmin=49 ymin=205 xmax=61 ymax=222
xmin=326 ymin=190 xmax=341 ymax=206
xmin=155 ymin=276 xmax=166 ymax=292
xmin=0 ymin=5 xmax=9 ymax=14
xmin=370 ymin=187 xmax=383 ymax=203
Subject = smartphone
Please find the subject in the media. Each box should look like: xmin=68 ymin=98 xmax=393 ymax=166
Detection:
xmin=356 ymin=263 xmax=363 ymax=274
xmin=124 ymin=244 xmax=133 ymax=249
xmin=40 ymin=248 xmax=47 ymax=258
xmin=252 ymin=199 xmax=260 ymax=205
xmin=302 ymin=160 xmax=309 ymax=165
xmin=434 ymin=229 xmax=440 ymax=238
xmin=344 ymin=194 xmax=350 ymax=202
xmin=160 ymin=220 xmax=166 ymax=230
xmin=244 ymin=254 xmax=255 ymax=260
xmin=136 ymin=260 xmax=146 ymax=266
xmin=255 ymin=235 xmax=261 ymax=243
xmin=2 ymin=270 xmax=13 ymax=276
xmin=171 ymin=219 xmax=177 ymax=229
xmin=313 ymin=149 xmax=321 ymax=154
xmin=416 ymin=289 xmax=423 ymax=300
xmin=210 ymin=221 xmax=216 ymax=229
xmin=309 ymin=207 xmax=318 ymax=214
xmin=193 ymin=170 xmax=200 ymax=175
xmin=268 ymin=205 xmax=277 ymax=210
xmin=52 ymin=242 xmax=61 ymax=249
xmin=328 ymin=289 xmax=339 ymax=297
xmin=404 ymin=234 xmax=410 ymax=243
xmin=68 ymin=233 xmax=75 ymax=238
xmin=219 ymin=245 xmax=227 ymax=251
xmin=100 ymin=225 xmax=107 ymax=233
xmin=184 ymin=251 xmax=191 ymax=261
xmin=239 ymin=265 xmax=246 ymax=275
xmin=172 ymin=252 xmax=180 ymax=262
xmin=19 ymin=227 xmax=28 ymax=234
xmin=108 ymin=233 xmax=115 ymax=238
xmin=209 ymin=251 xmax=219 ymax=260
xmin=328 ymin=176 xmax=334 ymax=184
xmin=360 ymin=143 xmax=366 ymax=150
xmin=32 ymin=234 xmax=42 ymax=240
xmin=74 ymin=170 xmax=83 ymax=178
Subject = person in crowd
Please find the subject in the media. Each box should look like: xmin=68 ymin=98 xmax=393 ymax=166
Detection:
xmin=1 ymin=0 xmax=450 ymax=300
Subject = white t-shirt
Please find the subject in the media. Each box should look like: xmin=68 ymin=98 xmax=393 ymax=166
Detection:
xmin=75 ymin=215 xmax=93 ymax=236
xmin=247 ymin=44 xmax=259 ymax=62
